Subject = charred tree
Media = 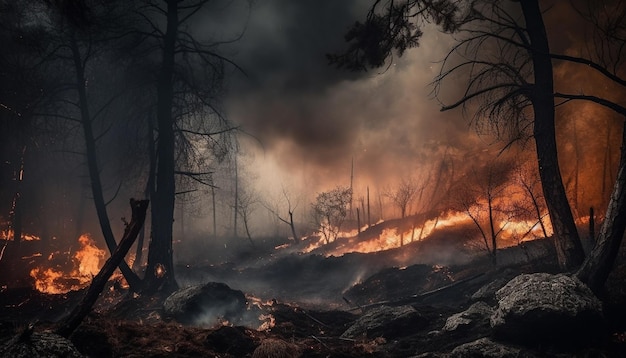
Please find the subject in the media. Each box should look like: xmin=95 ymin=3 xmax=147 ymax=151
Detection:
xmin=56 ymin=199 xmax=149 ymax=338
xmin=68 ymin=34 xmax=142 ymax=289
xmin=577 ymin=120 xmax=626 ymax=294
xmin=145 ymin=0 xmax=179 ymax=293
xmin=520 ymin=0 xmax=585 ymax=271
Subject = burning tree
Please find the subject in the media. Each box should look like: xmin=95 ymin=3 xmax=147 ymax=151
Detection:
xmin=312 ymin=186 xmax=352 ymax=244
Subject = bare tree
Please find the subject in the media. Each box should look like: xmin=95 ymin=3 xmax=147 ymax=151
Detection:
xmin=385 ymin=177 xmax=420 ymax=220
xmin=263 ymin=185 xmax=301 ymax=243
xmin=513 ymin=160 xmax=550 ymax=240
xmin=132 ymin=0 xmax=240 ymax=292
xmin=312 ymin=186 xmax=352 ymax=244
xmin=236 ymin=186 xmax=257 ymax=248
xmin=456 ymin=159 xmax=514 ymax=266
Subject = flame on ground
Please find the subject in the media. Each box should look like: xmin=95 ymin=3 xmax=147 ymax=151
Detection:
xmin=30 ymin=233 xmax=106 ymax=294
xmin=1 ymin=229 xmax=41 ymax=241
xmin=299 ymin=208 xmax=554 ymax=257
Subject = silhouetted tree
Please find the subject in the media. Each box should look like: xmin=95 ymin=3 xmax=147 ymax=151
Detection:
xmin=132 ymin=0 xmax=238 ymax=292
xmin=456 ymin=159 xmax=514 ymax=266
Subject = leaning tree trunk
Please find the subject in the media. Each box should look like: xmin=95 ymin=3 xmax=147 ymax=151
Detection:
xmin=577 ymin=120 xmax=626 ymax=295
xmin=56 ymin=199 xmax=149 ymax=338
xmin=145 ymin=0 xmax=178 ymax=293
xmin=521 ymin=0 xmax=585 ymax=271
xmin=70 ymin=35 xmax=142 ymax=289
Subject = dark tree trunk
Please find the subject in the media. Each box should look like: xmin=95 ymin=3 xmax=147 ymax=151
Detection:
xmin=56 ymin=199 xmax=149 ymax=338
xmin=521 ymin=0 xmax=585 ymax=271
xmin=69 ymin=35 xmax=142 ymax=289
xmin=288 ymin=210 xmax=298 ymax=242
xmin=577 ymin=121 xmax=626 ymax=294
xmin=145 ymin=0 xmax=179 ymax=293
xmin=134 ymin=117 xmax=156 ymax=271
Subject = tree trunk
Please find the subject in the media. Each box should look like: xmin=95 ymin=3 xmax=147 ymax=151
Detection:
xmin=521 ymin=0 xmax=585 ymax=271
xmin=211 ymin=185 xmax=217 ymax=239
xmin=288 ymin=210 xmax=298 ymax=242
xmin=145 ymin=0 xmax=179 ymax=293
xmin=56 ymin=199 xmax=149 ymax=338
xmin=577 ymin=121 xmax=626 ymax=295
xmin=70 ymin=35 xmax=142 ymax=289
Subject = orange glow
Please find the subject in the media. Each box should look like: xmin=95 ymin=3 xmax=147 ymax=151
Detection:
xmin=154 ymin=263 xmax=166 ymax=278
xmin=30 ymin=233 xmax=106 ymax=294
xmin=298 ymin=205 xmax=554 ymax=257
xmin=0 ymin=229 xmax=41 ymax=241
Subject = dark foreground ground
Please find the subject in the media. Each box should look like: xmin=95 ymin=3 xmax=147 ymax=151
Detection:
xmin=1 ymin=238 xmax=626 ymax=357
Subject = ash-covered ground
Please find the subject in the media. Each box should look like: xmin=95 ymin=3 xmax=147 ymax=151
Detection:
xmin=1 ymin=229 xmax=625 ymax=357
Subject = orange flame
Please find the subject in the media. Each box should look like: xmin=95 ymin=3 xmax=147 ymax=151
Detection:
xmin=30 ymin=233 xmax=106 ymax=294
xmin=1 ymin=229 xmax=41 ymax=241
xmin=299 ymin=207 xmax=553 ymax=257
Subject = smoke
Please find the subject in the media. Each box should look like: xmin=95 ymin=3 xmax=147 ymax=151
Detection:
xmin=222 ymin=0 xmax=483 ymax=204
xmin=215 ymin=0 xmax=626 ymax=227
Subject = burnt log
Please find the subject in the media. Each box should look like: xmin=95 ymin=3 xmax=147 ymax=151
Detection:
xmin=55 ymin=199 xmax=149 ymax=338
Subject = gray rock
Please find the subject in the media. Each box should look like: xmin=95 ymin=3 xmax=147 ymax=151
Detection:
xmin=0 ymin=331 xmax=83 ymax=358
xmin=443 ymin=301 xmax=494 ymax=332
xmin=491 ymin=273 xmax=604 ymax=345
xmin=471 ymin=277 xmax=510 ymax=304
xmin=341 ymin=305 xmax=426 ymax=339
xmin=163 ymin=282 xmax=247 ymax=326
xmin=451 ymin=337 xmax=532 ymax=358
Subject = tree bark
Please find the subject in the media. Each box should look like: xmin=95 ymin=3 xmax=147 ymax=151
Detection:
xmin=56 ymin=199 xmax=149 ymax=338
xmin=521 ymin=0 xmax=585 ymax=271
xmin=577 ymin=121 xmax=626 ymax=294
xmin=145 ymin=0 xmax=178 ymax=293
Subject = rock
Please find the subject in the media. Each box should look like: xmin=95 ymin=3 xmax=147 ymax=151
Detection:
xmin=471 ymin=277 xmax=510 ymax=304
xmin=442 ymin=301 xmax=494 ymax=332
xmin=0 ymin=331 xmax=84 ymax=357
xmin=163 ymin=282 xmax=247 ymax=326
xmin=491 ymin=273 xmax=604 ymax=346
xmin=252 ymin=338 xmax=300 ymax=358
xmin=450 ymin=337 xmax=532 ymax=358
xmin=341 ymin=305 xmax=427 ymax=339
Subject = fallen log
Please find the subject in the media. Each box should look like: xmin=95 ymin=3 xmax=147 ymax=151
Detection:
xmin=346 ymin=272 xmax=485 ymax=312
xmin=55 ymin=199 xmax=149 ymax=338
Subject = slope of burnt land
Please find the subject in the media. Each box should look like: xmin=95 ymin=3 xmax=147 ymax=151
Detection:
xmin=1 ymin=237 xmax=625 ymax=357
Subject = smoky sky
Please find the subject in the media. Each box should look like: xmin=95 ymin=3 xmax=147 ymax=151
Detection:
xmin=205 ymin=0 xmax=480 ymax=197
xmin=199 ymin=0 xmax=624 ymax=214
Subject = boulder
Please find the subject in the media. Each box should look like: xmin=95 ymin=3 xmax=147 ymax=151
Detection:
xmin=450 ymin=337 xmax=532 ymax=358
xmin=470 ymin=277 xmax=510 ymax=304
xmin=490 ymin=273 xmax=604 ymax=346
xmin=442 ymin=301 xmax=494 ymax=332
xmin=163 ymin=282 xmax=247 ymax=326
xmin=0 ymin=331 xmax=83 ymax=358
xmin=341 ymin=305 xmax=427 ymax=339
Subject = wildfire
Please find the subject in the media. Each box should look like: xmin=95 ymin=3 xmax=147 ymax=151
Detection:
xmin=30 ymin=233 xmax=106 ymax=294
xmin=299 ymin=208 xmax=554 ymax=257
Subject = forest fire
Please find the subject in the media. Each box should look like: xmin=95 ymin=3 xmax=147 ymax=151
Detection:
xmin=301 ymin=205 xmax=553 ymax=258
xmin=29 ymin=234 xmax=105 ymax=294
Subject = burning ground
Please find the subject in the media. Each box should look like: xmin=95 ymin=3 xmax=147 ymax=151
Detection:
xmin=1 ymin=217 xmax=626 ymax=357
